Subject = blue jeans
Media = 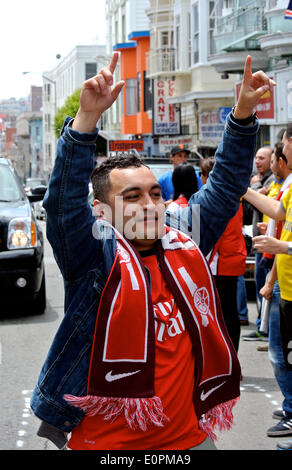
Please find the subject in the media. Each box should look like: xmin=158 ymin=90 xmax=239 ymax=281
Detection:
xmin=237 ymin=275 xmax=248 ymax=321
xmin=255 ymin=252 xmax=269 ymax=330
xmin=269 ymin=281 xmax=292 ymax=418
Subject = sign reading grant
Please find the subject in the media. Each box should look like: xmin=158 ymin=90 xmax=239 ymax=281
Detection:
xmin=153 ymin=78 xmax=180 ymax=135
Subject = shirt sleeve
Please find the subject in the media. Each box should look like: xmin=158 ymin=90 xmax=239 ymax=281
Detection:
xmin=280 ymin=186 xmax=292 ymax=214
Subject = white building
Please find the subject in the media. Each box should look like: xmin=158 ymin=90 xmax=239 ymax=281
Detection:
xmin=42 ymin=44 xmax=106 ymax=179
xmin=146 ymin=0 xmax=237 ymax=156
xmin=208 ymin=0 xmax=292 ymax=147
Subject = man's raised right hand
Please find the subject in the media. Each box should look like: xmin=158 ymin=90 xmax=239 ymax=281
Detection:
xmin=73 ymin=52 xmax=124 ymax=133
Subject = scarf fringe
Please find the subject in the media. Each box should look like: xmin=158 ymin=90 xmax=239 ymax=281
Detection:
xmin=64 ymin=394 xmax=169 ymax=432
xmin=199 ymin=398 xmax=239 ymax=441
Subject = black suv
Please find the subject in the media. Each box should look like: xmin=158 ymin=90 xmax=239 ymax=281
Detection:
xmin=0 ymin=158 xmax=46 ymax=315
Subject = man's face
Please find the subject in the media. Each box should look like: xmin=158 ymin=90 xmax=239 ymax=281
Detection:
xmin=95 ymin=166 xmax=165 ymax=250
xmin=282 ymin=132 xmax=292 ymax=170
xmin=255 ymin=148 xmax=271 ymax=175
xmin=270 ymin=152 xmax=280 ymax=178
xmin=170 ymin=150 xmax=189 ymax=167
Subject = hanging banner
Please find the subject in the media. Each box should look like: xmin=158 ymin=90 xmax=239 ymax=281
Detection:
xmin=153 ymin=78 xmax=180 ymax=135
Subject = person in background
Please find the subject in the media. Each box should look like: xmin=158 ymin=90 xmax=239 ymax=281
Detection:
xmin=242 ymin=147 xmax=274 ymax=341
xmin=245 ymin=141 xmax=292 ymax=444
xmin=158 ymin=145 xmax=202 ymax=202
xmin=166 ymin=163 xmax=199 ymax=211
xmin=243 ymin=123 xmax=292 ymax=450
xmin=237 ymin=274 xmax=249 ymax=326
xmin=200 ymin=157 xmax=247 ymax=353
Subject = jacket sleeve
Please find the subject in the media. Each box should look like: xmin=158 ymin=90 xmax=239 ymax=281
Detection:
xmin=166 ymin=113 xmax=259 ymax=256
xmin=43 ymin=117 xmax=101 ymax=282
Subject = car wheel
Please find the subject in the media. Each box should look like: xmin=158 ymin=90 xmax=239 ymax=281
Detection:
xmin=32 ymin=271 xmax=46 ymax=315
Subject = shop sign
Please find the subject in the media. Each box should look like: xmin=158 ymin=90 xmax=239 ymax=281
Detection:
xmin=199 ymin=112 xmax=225 ymax=142
xmin=153 ymin=78 xmax=180 ymax=135
xmin=159 ymin=135 xmax=194 ymax=154
xmin=109 ymin=140 xmax=145 ymax=152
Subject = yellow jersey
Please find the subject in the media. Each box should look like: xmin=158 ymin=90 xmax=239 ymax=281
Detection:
xmin=277 ymin=185 xmax=292 ymax=301
xmin=262 ymin=180 xmax=283 ymax=224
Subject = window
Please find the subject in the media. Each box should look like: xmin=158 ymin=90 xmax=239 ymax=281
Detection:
xmin=193 ymin=3 xmax=199 ymax=64
xmin=175 ymin=15 xmax=180 ymax=69
xmin=209 ymin=1 xmax=216 ymax=55
xmin=45 ymin=83 xmax=51 ymax=102
xmin=85 ymin=63 xmax=97 ymax=80
xmin=144 ymin=73 xmax=152 ymax=112
xmin=188 ymin=13 xmax=191 ymax=67
xmin=115 ymin=19 xmax=118 ymax=44
xmin=0 ymin=165 xmax=21 ymax=201
xmin=160 ymin=31 xmax=174 ymax=48
xmin=121 ymin=14 xmax=126 ymax=43
xmin=161 ymin=31 xmax=170 ymax=47
xmin=126 ymin=78 xmax=137 ymax=116
xmin=137 ymin=72 xmax=141 ymax=113
xmin=45 ymin=114 xmax=51 ymax=132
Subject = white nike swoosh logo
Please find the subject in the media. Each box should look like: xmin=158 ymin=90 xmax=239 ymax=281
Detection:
xmin=105 ymin=370 xmax=141 ymax=382
xmin=200 ymin=381 xmax=227 ymax=401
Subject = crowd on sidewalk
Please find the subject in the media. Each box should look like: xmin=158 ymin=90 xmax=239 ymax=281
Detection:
xmin=162 ymin=137 xmax=292 ymax=450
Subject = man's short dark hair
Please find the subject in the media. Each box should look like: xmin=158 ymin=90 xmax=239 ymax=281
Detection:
xmin=90 ymin=153 xmax=148 ymax=202
xmin=274 ymin=142 xmax=287 ymax=164
xmin=200 ymin=156 xmax=215 ymax=178
xmin=286 ymin=122 xmax=292 ymax=140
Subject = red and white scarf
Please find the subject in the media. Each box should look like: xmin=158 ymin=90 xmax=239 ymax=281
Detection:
xmin=65 ymin=226 xmax=241 ymax=441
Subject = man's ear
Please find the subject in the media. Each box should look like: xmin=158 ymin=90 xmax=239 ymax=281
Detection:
xmin=93 ymin=199 xmax=112 ymax=222
xmin=93 ymin=199 xmax=105 ymax=219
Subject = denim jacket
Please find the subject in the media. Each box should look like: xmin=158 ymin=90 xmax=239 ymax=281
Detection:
xmin=30 ymin=114 xmax=259 ymax=439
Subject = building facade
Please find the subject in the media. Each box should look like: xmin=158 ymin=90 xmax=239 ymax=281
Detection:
xmin=106 ymin=0 xmax=237 ymax=158
xmin=14 ymin=112 xmax=42 ymax=181
xmin=151 ymin=0 xmax=238 ymax=156
xmin=102 ymin=0 xmax=151 ymax=155
xmin=209 ymin=0 xmax=292 ymax=147
xmin=30 ymin=86 xmax=42 ymax=112
xmin=105 ymin=0 xmax=292 ymax=158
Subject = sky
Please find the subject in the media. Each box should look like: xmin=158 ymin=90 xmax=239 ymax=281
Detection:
xmin=0 ymin=0 xmax=107 ymax=100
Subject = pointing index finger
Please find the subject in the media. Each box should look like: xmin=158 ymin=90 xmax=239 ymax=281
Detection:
xmin=108 ymin=52 xmax=119 ymax=74
xmin=243 ymin=55 xmax=252 ymax=81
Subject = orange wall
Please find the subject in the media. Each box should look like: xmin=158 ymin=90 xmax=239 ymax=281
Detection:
xmin=135 ymin=36 xmax=152 ymax=135
xmin=116 ymin=35 xmax=152 ymax=136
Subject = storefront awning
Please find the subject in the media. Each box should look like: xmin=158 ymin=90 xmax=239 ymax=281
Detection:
xmin=167 ymin=89 xmax=234 ymax=105
xmin=98 ymin=130 xmax=133 ymax=141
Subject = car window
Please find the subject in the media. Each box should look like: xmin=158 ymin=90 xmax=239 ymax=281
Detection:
xmin=0 ymin=165 xmax=21 ymax=201
xmin=25 ymin=178 xmax=46 ymax=188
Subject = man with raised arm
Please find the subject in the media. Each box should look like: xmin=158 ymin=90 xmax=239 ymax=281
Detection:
xmin=31 ymin=53 xmax=275 ymax=450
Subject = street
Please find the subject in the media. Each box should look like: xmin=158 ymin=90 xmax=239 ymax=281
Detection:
xmin=0 ymin=220 xmax=286 ymax=452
